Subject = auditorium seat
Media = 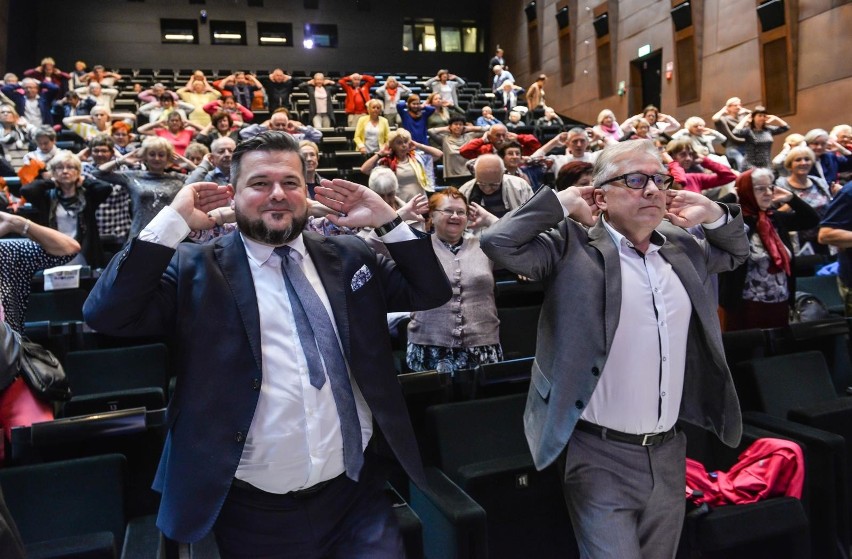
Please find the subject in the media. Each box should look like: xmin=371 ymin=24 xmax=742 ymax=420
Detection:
xmin=796 ymin=275 xmax=845 ymax=316
xmin=765 ymin=319 xmax=852 ymax=395
xmin=10 ymin=407 xmax=167 ymax=519
xmin=739 ymin=351 xmax=852 ymax=543
xmin=0 ymin=454 xmax=159 ymax=558
xmin=410 ymin=394 xmax=578 ymax=559
xmin=743 ymin=411 xmax=850 ymax=558
xmin=60 ymin=343 xmax=170 ymax=418
xmin=677 ymin=422 xmax=811 ymax=559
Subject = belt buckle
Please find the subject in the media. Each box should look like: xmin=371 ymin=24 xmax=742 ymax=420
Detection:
xmin=641 ymin=433 xmax=654 ymax=446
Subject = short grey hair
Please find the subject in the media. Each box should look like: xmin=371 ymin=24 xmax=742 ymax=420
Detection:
xmin=592 ymin=141 xmax=663 ymax=188
xmin=750 ymin=167 xmax=775 ymax=184
xmin=804 ymin=128 xmax=829 ymax=144
xmin=368 ymin=167 xmax=399 ymax=196
xmin=210 ymin=136 xmax=236 ymax=153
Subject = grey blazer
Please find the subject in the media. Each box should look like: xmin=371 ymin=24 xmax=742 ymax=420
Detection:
xmin=480 ymin=187 xmax=749 ymax=470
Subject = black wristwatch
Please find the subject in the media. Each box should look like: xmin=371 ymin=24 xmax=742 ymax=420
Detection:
xmin=375 ymin=215 xmax=403 ymax=237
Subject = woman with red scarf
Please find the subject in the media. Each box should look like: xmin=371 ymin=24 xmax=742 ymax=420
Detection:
xmin=359 ymin=128 xmax=442 ymax=202
xmin=718 ymin=168 xmax=819 ymax=330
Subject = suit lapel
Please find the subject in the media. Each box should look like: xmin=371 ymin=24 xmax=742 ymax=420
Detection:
xmin=588 ymin=221 xmax=621 ymax=351
xmin=303 ymin=233 xmax=352 ymax=361
xmin=215 ymin=233 xmax=263 ymax=372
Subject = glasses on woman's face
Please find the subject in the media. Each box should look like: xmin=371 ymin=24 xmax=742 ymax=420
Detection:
xmin=433 ymin=209 xmax=468 ymax=218
xmin=53 ymin=164 xmax=79 ymax=172
xmin=753 ymin=184 xmax=775 ymax=194
xmin=600 ymin=172 xmax=674 ymax=191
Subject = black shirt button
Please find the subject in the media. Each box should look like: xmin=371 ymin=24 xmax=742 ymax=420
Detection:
xmin=591 ymin=367 xmax=600 ymax=376
xmin=235 ymin=432 xmax=244 ymax=443
xmin=575 ymin=400 xmax=584 ymax=409
xmin=252 ymin=378 xmax=261 ymax=390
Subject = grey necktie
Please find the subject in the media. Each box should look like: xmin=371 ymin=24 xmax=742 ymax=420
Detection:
xmin=274 ymin=246 xmax=364 ymax=480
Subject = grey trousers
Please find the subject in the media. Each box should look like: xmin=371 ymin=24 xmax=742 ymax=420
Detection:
xmin=561 ymin=428 xmax=687 ymax=559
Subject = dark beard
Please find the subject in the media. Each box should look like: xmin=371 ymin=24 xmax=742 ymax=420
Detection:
xmin=235 ymin=207 xmax=308 ymax=246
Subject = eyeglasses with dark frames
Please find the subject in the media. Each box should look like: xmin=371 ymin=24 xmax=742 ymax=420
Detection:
xmin=600 ymin=172 xmax=675 ymax=191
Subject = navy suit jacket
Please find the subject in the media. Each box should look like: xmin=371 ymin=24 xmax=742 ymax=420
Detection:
xmin=83 ymin=229 xmax=451 ymax=542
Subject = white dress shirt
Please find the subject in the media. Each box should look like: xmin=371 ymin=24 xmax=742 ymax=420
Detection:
xmin=580 ymin=218 xmax=691 ymax=434
xmin=574 ymin=211 xmax=729 ymax=434
xmin=141 ymin=206 xmax=415 ymax=492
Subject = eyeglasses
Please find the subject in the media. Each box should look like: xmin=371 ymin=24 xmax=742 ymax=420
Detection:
xmin=433 ymin=209 xmax=468 ymax=218
xmin=52 ymin=164 xmax=79 ymax=172
xmin=477 ymin=180 xmax=503 ymax=189
xmin=600 ymin=172 xmax=674 ymax=191
xmin=753 ymin=185 xmax=775 ymax=193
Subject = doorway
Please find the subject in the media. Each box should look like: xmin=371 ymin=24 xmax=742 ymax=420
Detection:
xmin=629 ymin=50 xmax=662 ymax=115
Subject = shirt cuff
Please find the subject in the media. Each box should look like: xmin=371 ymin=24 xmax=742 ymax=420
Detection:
xmin=377 ymin=222 xmax=418 ymax=243
xmin=702 ymin=204 xmax=731 ymax=230
xmin=138 ymin=206 xmax=191 ymax=248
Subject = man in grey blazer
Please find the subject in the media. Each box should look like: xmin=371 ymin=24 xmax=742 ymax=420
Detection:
xmin=481 ymin=141 xmax=748 ymax=558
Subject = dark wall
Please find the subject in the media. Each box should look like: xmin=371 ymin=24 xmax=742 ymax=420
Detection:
xmin=7 ymin=0 xmax=490 ymax=80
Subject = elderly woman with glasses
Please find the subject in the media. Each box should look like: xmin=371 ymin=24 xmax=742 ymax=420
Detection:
xmin=804 ymin=128 xmax=851 ymax=188
xmin=719 ymin=168 xmax=819 ymax=330
xmin=21 ymin=151 xmax=113 ymax=266
xmin=406 ymin=187 xmax=502 ymax=374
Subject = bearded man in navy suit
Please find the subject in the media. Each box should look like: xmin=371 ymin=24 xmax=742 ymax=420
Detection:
xmin=84 ymin=131 xmax=451 ymax=556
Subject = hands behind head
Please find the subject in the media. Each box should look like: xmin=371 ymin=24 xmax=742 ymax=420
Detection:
xmin=664 ymin=189 xmax=724 ymax=228
xmin=171 ymin=181 xmax=234 ymax=230
xmin=315 ymin=179 xmax=398 ymax=229
xmin=772 ymin=188 xmax=793 ymax=205
xmin=468 ymin=202 xmax=499 ymax=230
xmin=557 ymin=185 xmax=598 ymax=227
xmin=397 ymin=194 xmax=429 ymax=223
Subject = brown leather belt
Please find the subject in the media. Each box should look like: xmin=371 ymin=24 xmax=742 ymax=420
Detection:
xmin=575 ymin=420 xmax=678 ymax=446
xmin=231 ymin=473 xmax=342 ymax=500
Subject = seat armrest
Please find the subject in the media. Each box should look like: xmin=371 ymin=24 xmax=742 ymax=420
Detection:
xmin=408 ymin=467 xmax=487 ymax=559
xmin=121 ymin=515 xmax=161 ymax=559
xmin=26 ymin=532 xmax=115 ymax=559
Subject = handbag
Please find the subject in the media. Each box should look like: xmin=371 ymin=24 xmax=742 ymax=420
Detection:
xmin=0 ymin=322 xmax=21 ymax=392
xmin=17 ymin=337 xmax=72 ymax=402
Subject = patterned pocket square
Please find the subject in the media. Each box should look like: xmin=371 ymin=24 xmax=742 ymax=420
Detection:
xmin=351 ymin=264 xmax=373 ymax=292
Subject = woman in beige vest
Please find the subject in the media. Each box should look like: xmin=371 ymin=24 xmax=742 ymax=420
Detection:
xmin=406 ymin=188 xmax=502 ymax=373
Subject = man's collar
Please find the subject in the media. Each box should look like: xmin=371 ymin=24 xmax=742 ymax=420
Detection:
xmin=241 ymin=232 xmax=306 ymax=266
xmin=600 ymin=214 xmax=666 ymax=254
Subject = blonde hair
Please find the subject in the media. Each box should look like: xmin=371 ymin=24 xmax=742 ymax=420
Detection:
xmin=783 ymin=133 xmax=805 ymax=147
xmin=184 ymin=142 xmax=209 ymax=161
xmin=366 ymin=98 xmax=384 ymax=111
xmin=784 ymin=146 xmax=816 ymax=169
xmin=684 ymin=116 xmax=705 ymax=130
xmin=140 ymin=136 xmax=174 ymax=158
xmin=597 ymin=109 xmax=616 ymax=125
xmin=298 ymin=140 xmax=319 ymax=156
xmin=386 ymin=128 xmax=412 ymax=147
xmin=47 ymin=151 xmax=82 ymax=174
